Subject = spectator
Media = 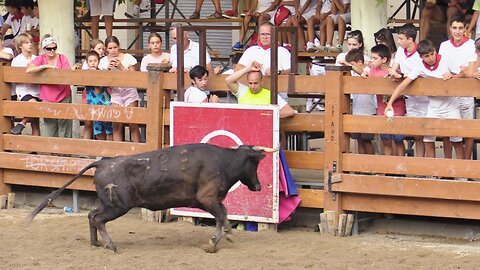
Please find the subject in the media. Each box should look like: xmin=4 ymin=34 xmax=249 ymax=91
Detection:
xmin=20 ymin=0 xmax=39 ymax=55
xmin=374 ymin=28 xmax=397 ymax=60
xmin=365 ymin=44 xmax=406 ymax=157
xmin=185 ymin=65 xmax=219 ymax=103
xmin=169 ymin=26 xmax=212 ymax=73
xmin=10 ymin=33 xmax=39 ymax=136
xmin=223 ymin=0 xmax=255 ymax=19
xmin=335 ymin=30 xmax=367 ymax=75
xmin=140 ymin=32 xmax=170 ymax=72
xmin=284 ymin=0 xmax=317 ymax=51
xmin=320 ymin=0 xmax=350 ymax=52
xmin=386 ymin=39 xmax=465 ymax=160
xmin=90 ymin=0 xmax=114 ymax=39
xmin=26 ymin=35 xmax=73 ymax=139
xmin=439 ymin=14 xmax=476 ymax=159
xmin=345 ymin=48 xmax=376 ymax=155
xmin=80 ymin=39 xmax=106 ymax=70
xmin=389 ymin=23 xmax=428 ymax=158
xmin=98 ymin=36 xmax=141 ymax=142
xmin=189 ymin=0 xmax=223 ymax=19
xmin=306 ymin=0 xmax=332 ymax=52
xmin=0 ymin=0 xmax=24 ymax=49
xmin=466 ymin=0 xmax=480 ymax=38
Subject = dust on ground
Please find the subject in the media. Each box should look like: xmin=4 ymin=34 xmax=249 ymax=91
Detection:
xmin=1 ymin=208 xmax=480 ymax=270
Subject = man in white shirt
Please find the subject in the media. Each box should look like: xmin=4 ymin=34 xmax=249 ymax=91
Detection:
xmin=169 ymin=27 xmax=212 ymax=74
xmin=438 ymin=14 xmax=477 ymax=159
xmin=235 ymin=22 xmax=291 ymax=76
xmin=0 ymin=0 xmax=23 ymax=48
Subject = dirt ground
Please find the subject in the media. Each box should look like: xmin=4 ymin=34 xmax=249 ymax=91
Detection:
xmin=1 ymin=208 xmax=480 ymax=270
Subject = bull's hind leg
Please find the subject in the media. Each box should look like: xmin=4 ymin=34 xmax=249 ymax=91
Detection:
xmin=88 ymin=208 xmax=102 ymax=247
xmin=198 ymin=199 xmax=229 ymax=253
xmin=219 ymin=203 xmax=233 ymax=242
xmin=91 ymin=207 xmax=129 ymax=252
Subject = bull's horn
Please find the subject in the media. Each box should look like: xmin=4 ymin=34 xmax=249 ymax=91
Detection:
xmin=230 ymin=146 xmax=240 ymax=149
xmin=252 ymin=146 xmax=279 ymax=152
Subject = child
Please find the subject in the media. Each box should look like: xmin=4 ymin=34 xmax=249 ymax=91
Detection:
xmin=386 ymin=39 xmax=464 ymax=160
xmin=185 ymin=65 xmax=219 ymax=103
xmin=84 ymin=50 xmax=113 ymax=141
xmin=284 ymin=0 xmax=318 ymax=51
xmin=306 ymin=0 xmax=332 ymax=52
xmin=367 ymin=44 xmax=406 ymax=156
xmin=345 ymin=48 xmax=376 ymax=154
xmin=389 ymin=23 xmax=428 ymax=158
xmin=81 ymin=39 xmax=105 ymax=70
xmin=140 ymin=32 xmax=170 ymax=72
xmin=10 ymin=33 xmax=40 ymax=136
xmin=320 ymin=0 xmax=350 ymax=52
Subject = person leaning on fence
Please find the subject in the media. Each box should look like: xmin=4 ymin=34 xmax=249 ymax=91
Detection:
xmin=26 ymin=35 xmax=73 ymax=139
xmin=98 ymin=35 xmax=141 ymax=143
xmin=140 ymin=32 xmax=170 ymax=72
xmin=10 ymin=33 xmax=40 ymax=136
xmin=169 ymin=26 xmax=212 ymax=74
xmin=385 ymin=39 xmax=465 ymax=160
xmin=344 ymin=48 xmax=375 ymax=155
xmin=185 ymin=65 xmax=219 ymax=103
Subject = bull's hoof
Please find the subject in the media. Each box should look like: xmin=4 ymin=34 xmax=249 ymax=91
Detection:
xmin=106 ymin=244 xmax=118 ymax=253
xmin=91 ymin=241 xmax=102 ymax=247
xmin=202 ymin=244 xmax=218 ymax=253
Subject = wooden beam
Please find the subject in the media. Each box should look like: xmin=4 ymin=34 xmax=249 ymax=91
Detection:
xmin=342 ymin=193 xmax=480 ymax=220
xmin=281 ymin=113 xmax=324 ymax=132
xmin=297 ymin=188 xmax=324 ymax=208
xmin=2 ymin=101 xmax=147 ymax=124
xmin=343 ymin=153 xmax=480 ymax=178
xmin=332 ymin=173 xmax=480 ymax=201
xmin=3 ymin=170 xmax=95 ymax=191
xmin=145 ymin=69 xmax=164 ymax=150
xmin=283 ymin=150 xmax=324 ymax=170
xmin=3 ymin=135 xmax=150 ymax=156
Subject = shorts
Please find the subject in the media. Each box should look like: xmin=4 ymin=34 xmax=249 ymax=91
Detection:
xmin=459 ymin=97 xmax=474 ymax=120
xmin=380 ymin=134 xmax=405 ymax=142
xmin=329 ymin=12 xmax=351 ymax=24
xmin=423 ymin=105 xmax=462 ymax=143
xmin=302 ymin=8 xmax=316 ymax=21
xmin=351 ymin=133 xmax=374 ymax=140
xmin=90 ymin=0 xmax=115 ymax=16
xmin=93 ymin=121 xmax=113 ymax=136
xmin=20 ymin=94 xmax=41 ymax=102
xmin=110 ymin=87 xmax=140 ymax=106
xmin=405 ymin=96 xmax=428 ymax=117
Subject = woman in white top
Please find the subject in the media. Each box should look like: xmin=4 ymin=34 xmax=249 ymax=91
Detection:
xmin=98 ymin=36 xmax=141 ymax=142
xmin=140 ymin=32 xmax=170 ymax=72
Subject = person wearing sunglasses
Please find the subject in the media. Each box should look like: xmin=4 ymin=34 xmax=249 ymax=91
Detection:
xmin=26 ymin=34 xmax=73 ymax=139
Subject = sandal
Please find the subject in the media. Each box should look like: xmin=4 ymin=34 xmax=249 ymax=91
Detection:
xmin=189 ymin=11 xmax=200 ymax=19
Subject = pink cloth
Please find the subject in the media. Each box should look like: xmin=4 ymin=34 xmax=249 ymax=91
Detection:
xmin=278 ymin=156 xmax=302 ymax=223
xmin=370 ymin=67 xmax=406 ymax=116
xmin=31 ymin=54 xmax=71 ymax=102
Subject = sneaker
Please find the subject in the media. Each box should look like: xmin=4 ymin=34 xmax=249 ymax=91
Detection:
xmin=189 ymin=11 xmax=200 ymax=19
xmin=207 ymin=12 xmax=223 ymax=19
xmin=11 ymin=123 xmax=25 ymax=135
xmin=329 ymin=45 xmax=343 ymax=53
xmin=306 ymin=41 xmax=317 ymax=52
xmin=232 ymin=41 xmax=243 ymax=51
xmin=311 ymin=57 xmax=322 ymax=64
xmin=222 ymin=10 xmax=237 ymax=19
xmin=240 ymin=10 xmax=250 ymax=17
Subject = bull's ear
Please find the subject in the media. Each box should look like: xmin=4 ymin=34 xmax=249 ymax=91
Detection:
xmin=249 ymin=152 xmax=265 ymax=162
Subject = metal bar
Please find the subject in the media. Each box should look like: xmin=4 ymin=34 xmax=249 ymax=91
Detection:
xmin=270 ymin=26 xmax=278 ymax=105
xmin=406 ymin=0 xmax=411 ymax=20
xmin=73 ymin=190 xmax=79 ymax=213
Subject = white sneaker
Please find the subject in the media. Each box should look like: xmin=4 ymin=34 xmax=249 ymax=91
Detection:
xmin=132 ymin=5 xmax=140 ymax=17
xmin=324 ymin=44 xmax=332 ymax=52
xmin=306 ymin=42 xmax=317 ymax=52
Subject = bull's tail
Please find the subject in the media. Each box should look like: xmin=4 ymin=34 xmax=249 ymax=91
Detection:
xmin=27 ymin=161 xmax=101 ymax=222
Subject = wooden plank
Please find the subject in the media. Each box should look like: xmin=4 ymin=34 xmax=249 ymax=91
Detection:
xmin=145 ymin=70 xmax=164 ymax=150
xmin=343 ymin=115 xmax=480 ymax=138
xmin=345 ymin=214 xmax=354 ymax=236
xmin=343 ymin=153 xmax=480 ymax=179
xmin=283 ymin=151 xmax=324 ymax=170
xmin=338 ymin=214 xmax=347 ymax=237
xmin=2 ymin=101 xmax=147 ymax=124
xmin=319 ymin=212 xmax=328 ymax=234
xmin=3 ymin=170 xmax=95 ymax=191
xmin=297 ymin=188 xmax=324 ymax=208
xmin=3 ymin=67 xmax=150 ymax=89
xmin=7 ymin=192 xmax=14 ymax=209
xmin=281 ymin=113 xmax=324 ymax=132
xmin=325 ymin=210 xmax=336 ymax=236
xmin=0 ymin=153 xmax=95 ymax=176
xmin=0 ymin=64 xmax=11 ymax=196
xmin=332 ymin=173 xmax=480 ymax=202
xmin=3 ymin=135 xmax=150 ymax=157
xmin=343 ymin=76 xmax=480 ymax=97
xmin=341 ymin=193 xmax=480 ymax=220
xmin=0 ymin=195 xmax=6 ymax=209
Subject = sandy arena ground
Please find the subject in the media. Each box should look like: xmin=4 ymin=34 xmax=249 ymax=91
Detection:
xmin=1 ymin=208 xmax=480 ymax=270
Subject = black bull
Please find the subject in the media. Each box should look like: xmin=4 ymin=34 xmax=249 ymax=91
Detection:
xmin=28 ymin=143 xmax=277 ymax=252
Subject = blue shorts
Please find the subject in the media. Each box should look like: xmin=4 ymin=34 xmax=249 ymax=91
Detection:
xmin=351 ymin=133 xmax=374 ymax=140
xmin=93 ymin=121 xmax=113 ymax=136
xmin=380 ymin=134 xmax=405 ymax=142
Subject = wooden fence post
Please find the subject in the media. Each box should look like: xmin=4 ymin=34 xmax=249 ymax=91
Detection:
xmin=323 ymin=66 xmax=351 ymax=215
xmin=146 ymin=66 xmax=165 ymax=150
xmin=0 ymin=63 xmax=11 ymax=195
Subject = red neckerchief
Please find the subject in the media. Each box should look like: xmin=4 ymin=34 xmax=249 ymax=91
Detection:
xmin=422 ymin=54 xmax=441 ymax=71
xmin=450 ymin=36 xmax=469 ymax=48
xmin=12 ymin=12 xmax=24 ymax=21
xmin=257 ymin=42 xmax=271 ymax=50
xmin=404 ymin=43 xmax=417 ymax=58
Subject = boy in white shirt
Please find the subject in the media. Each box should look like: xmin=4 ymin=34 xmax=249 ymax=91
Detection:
xmin=385 ymin=39 xmax=465 ymax=160
xmin=185 ymin=65 xmax=219 ymax=103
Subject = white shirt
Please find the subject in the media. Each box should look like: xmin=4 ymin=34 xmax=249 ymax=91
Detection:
xmin=4 ymin=14 xmax=22 ymax=39
xmin=11 ymin=53 xmax=39 ymax=99
xmin=394 ymin=46 xmax=422 ymax=75
xmin=184 ymin=86 xmax=208 ymax=103
xmin=234 ymin=83 xmax=287 ymax=109
xmin=340 ymin=0 xmax=351 ymax=13
xmin=98 ymin=53 xmax=137 ymax=70
xmin=140 ymin=53 xmax=171 ymax=71
xmin=20 ymin=15 xmax=39 ymax=32
xmin=408 ymin=55 xmax=461 ymax=113
xmin=320 ymin=0 xmax=332 ymax=14
xmin=239 ymin=45 xmax=291 ymax=74
xmin=439 ymin=38 xmax=477 ymax=70
xmin=170 ymin=40 xmax=211 ymax=70
xmin=257 ymin=0 xmax=274 ymax=12
xmin=300 ymin=0 xmax=318 ymax=14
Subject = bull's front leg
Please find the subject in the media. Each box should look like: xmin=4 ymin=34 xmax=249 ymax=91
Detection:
xmin=198 ymin=198 xmax=226 ymax=253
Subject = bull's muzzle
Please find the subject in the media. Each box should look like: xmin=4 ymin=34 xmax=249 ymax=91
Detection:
xmin=252 ymin=183 xmax=261 ymax=191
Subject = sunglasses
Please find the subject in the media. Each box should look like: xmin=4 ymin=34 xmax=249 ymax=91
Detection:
xmin=45 ymin=46 xmax=57 ymax=51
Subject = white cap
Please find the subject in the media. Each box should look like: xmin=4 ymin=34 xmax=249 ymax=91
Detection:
xmin=42 ymin=37 xmax=57 ymax=49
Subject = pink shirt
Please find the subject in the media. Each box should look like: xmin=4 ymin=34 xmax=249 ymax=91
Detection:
xmin=31 ymin=54 xmax=71 ymax=102
xmin=370 ymin=67 xmax=406 ymax=116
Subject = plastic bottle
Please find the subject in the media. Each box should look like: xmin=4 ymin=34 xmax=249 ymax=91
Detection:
xmin=63 ymin=207 xmax=74 ymax=213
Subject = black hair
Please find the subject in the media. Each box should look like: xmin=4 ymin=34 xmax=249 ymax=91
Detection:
xmin=346 ymin=30 xmax=365 ymax=52
xmin=189 ymin=65 xmax=209 ymax=80
xmin=5 ymin=0 xmax=21 ymax=9
xmin=475 ymin=37 xmax=480 ymax=51
xmin=19 ymin=0 xmax=35 ymax=9
xmin=231 ymin=53 xmax=242 ymax=65
xmin=371 ymin=44 xmax=391 ymax=62
xmin=450 ymin=13 xmax=466 ymax=25
xmin=374 ymin=28 xmax=397 ymax=53
xmin=417 ymin=39 xmax=436 ymax=56
xmin=104 ymin=36 xmax=120 ymax=47
xmin=398 ymin=23 xmax=417 ymax=41
xmin=345 ymin=48 xmax=364 ymax=63
xmin=86 ymin=50 xmax=100 ymax=61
